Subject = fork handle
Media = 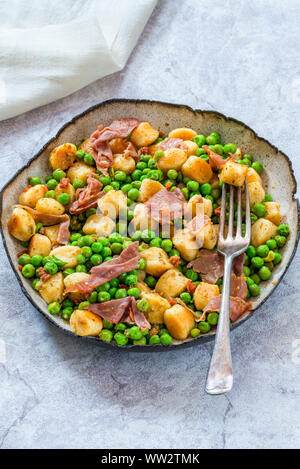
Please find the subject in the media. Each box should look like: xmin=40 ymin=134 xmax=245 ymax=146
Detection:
xmin=205 ymin=255 xmax=233 ymax=395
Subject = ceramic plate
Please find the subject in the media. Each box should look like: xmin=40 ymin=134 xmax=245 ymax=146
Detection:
xmin=1 ymin=99 xmax=299 ymax=351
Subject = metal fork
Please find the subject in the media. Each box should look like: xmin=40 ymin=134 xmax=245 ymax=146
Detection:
xmin=205 ymin=181 xmax=251 ymax=395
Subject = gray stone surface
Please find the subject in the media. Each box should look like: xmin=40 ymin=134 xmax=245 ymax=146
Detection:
xmin=0 ymin=0 xmax=299 ymax=449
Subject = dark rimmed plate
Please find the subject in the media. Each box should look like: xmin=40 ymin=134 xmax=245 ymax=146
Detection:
xmin=1 ymin=99 xmax=299 ymax=351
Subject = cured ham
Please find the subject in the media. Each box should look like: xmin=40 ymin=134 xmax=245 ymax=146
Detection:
xmin=157 ymin=137 xmax=187 ymax=151
xmin=69 ymin=176 xmax=103 ymax=215
xmin=145 ymin=188 xmax=186 ymax=224
xmin=202 ymin=295 xmax=252 ymax=323
xmin=64 ymin=242 xmax=140 ymax=295
xmin=187 ymin=249 xmax=245 ymax=284
xmin=186 ymin=214 xmax=210 ymax=233
xmin=202 ymin=145 xmax=229 ymax=170
xmin=230 ymin=273 xmax=248 ymax=299
xmin=88 ymin=297 xmax=150 ymax=331
xmin=57 ymin=216 xmax=70 ymax=245
xmin=90 ymin=118 xmax=139 ymax=174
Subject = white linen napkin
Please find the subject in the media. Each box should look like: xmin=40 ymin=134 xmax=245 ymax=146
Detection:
xmin=0 ymin=0 xmax=158 ymax=121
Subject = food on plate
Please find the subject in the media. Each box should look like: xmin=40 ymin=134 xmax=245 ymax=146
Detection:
xmin=8 ymin=119 xmax=290 ymax=345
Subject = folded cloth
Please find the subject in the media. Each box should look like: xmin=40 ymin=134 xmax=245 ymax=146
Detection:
xmin=0 ymin=0 xmax=158 ymax=121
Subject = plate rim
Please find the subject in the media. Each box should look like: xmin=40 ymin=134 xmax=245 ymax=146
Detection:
xmin=1 ymin=98 xmax=299 ymax=352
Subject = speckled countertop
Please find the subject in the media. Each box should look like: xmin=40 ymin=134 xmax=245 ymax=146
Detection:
xmin=0 ymin=0 xmax=300 ymax=449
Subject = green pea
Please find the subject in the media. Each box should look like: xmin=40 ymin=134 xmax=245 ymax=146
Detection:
xmin=193 ymin=134 xmax=206 ymax=146
xmin=45 ymin=190 xmax=56 ymax=198
xmin=256 ymin=245 xmax=269 ymax=258
xmin=185 ymin=269 xmax=198 ymax=281
xmin=103 ymin=185 xmax=114 ymax=193
xmin=243 ymin=266 xmax=251 ymax=276
xmin=250 ymin=274 xmax=261 ymax=285
xmin=277 ymin=224 xmax=290 ymax=237
xmin=246 ymin=245 xmax=256 ymax=258
xmin=114 ymin=332 xmax=128 ymax=346
xmin=29 ymin=176 xmax=41 ymax=186
xmin=133 ymin=337 xmax=146 ymax=345
xmin=30 ymin=255 xmax=43 ymax=268
xmin=99 ymin=175 xmax=111 ymax=186
xmin=249 ymin=283 xmax=260 ymax=296
xmin=190 ymin=328 xmax=200 ymax=338
xmin=273 ymin=252 xmax=282 ymax=264
xmin=18 ymin=253 xmax=32 ymax=266
xmin=115 ymin=289 xmax=127 ymax=299
xmin=21 ymin=263 xmax=35 ymax=278
xmin=211 ymin=188 xmax=221 ymax=200
xmin=274 ymin=235 xmax=286 ymax=247
xmin=207 ymin=312 xmax=219 ymax=325
xmin=128 ymin=326 xmax=143 ymax=341
xmin=223 ymin=143 xmax=237 ymax=154
xmin=101 ymin=319 xmax=113 ymax=330
xmin=258 ymin=266 xmax=271 ymax=281
xmin=161 ymin=239 xmax=173 ymax=253
xmin=149 ymin=334 xmax=160 ymax=345
xmin=82 ymin=235 xmax=94 ymax=246
xmin=71 ymin=179 xmax=84 ymax=191
xmin=127 ymin=188 xmax=139 ymax=200
xmin=252 ymin=161 xmax=263 ymax=174
xmin=181 ymin=187 xmax=189 ymax=200
xmin=115 ymin=323 xmax=127 ymax=332
xmin=200 ymin=183 xmax=212 ymax=196
xmin=98 ymin=291 xmax=111 ymax=302
xmin=243 ymin=153 xmax=253 ymax=161
xmin=86 ymin=291 xmax=97 ymax=304
xmin=101 ymin=247 xmax=111 ymax=258
xmin=264 ymin=194 xmax=273 ymax=202
xmin=44 ymin=261 xmax=58 ymax=274
xmin=76 ymin=254 xmax=86 ymax=264
xmin=160 ymin=333 xmax=172 ymax=345
xmin=251 ymin=257 xmax=264 ymax=269
xmin=46 ymin=178 xmax=58 ymax=190
xmin=75 ymin=149 xmax=85 ymax=159
xmin=138 ymin=258 xmax=147 ymax=270
xmin=127 ymin=287 xmax=140 ymax=299
xmin=179 ymin=292 xmax=191 ymax=304
xmin=48 ymin=301 xmax=61 ymax=315
xmin=114 ymin=170 xmax=127 ymax=182
xmin=252 ymin=203 xmax=266 ymax=218
xmin=91 ymin=242 xmax=102 ymax=254
xmin=136 ymin=161 xmax=147 ymax=171
xmin=110 ymin=243 xmax=123 ymax=255
xmin=61 ymin=307 xmax=73 ymax=321
xmin=131 ymin=169 xmax=142 ymax=181
xmin=99 ymin=329 xmax=113 ymax=342
xmin=145 ymin=276 xmax=156 ymax=289
xmin=109 ymin=232 xmax=123 ymax=243
xmin=150 ymin=237 xmax=162 ymax=248
xmin=198 ymin=321 xmax=211 ymax=333
xmin=52 ymin=169 xmax=66 ymax=181
xmin=266 ymin=239 xmax=277 ymax=250
xmin=196 ymin=147 xmax=207 ymax=157
xmin=32 ymin=278 xmax=42 ymax=290
xmin=187 ymin=180 xmax=199 ymax=192
xmin=110 ymin=278 xmax=119 ymax=288
xmin=153 ymin=150 xmax=164 ymax=161
xmin=76 ymin=264 xmax=87 ymax=273
xmin=63 ymin=268 xmax=75 ymax=277
xmin=137 ymin=298 xmax=149 ymax=312
xmin=125 ymin=274 xmax=138 ymax=286
xmin=166 ymin=169 xmax=178 ymax=180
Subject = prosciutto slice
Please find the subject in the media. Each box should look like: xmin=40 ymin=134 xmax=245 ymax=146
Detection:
xmin=202 ymin=295 xmax=252 ymax=323
xmin=64 ymin=242 xmax=140 ymax=295
xmin=69 ymin=176 xmax=104 ymax=215
xmin=187 ymin=249 xmax=245 ymax=284
xmin=145 ymin=188 xmax=186 ymax=224
xmin=57 ymin=216 xmax=70 ymax=245
xmin=157 ymin=138 xmax=187 ymax=151
xmin=90 ymin=118 xmax=139 ymax=174
xmin=88 ymin=297 xmax=150 ymax=332
xmin=230 ymin=273 xmax=248 ymax=299
xmin=202 ymin=145 xmax=229 ymax=170
xmin=186 ymin=214 xmax=210 ymax=233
